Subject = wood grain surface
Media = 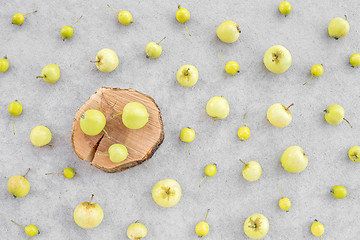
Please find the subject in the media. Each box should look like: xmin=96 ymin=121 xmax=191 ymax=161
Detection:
xmin=71 ymin=87 xmax=164 ymax=173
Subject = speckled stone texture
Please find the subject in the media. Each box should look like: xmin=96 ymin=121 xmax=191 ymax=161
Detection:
xmin=1 ymin=0 xmax=360 ymax=239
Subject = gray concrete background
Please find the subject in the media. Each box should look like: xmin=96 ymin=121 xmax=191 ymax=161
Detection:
xmin=1 ymin=0 xmax=360 ymax=239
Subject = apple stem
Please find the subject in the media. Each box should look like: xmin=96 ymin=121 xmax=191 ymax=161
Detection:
xmin=102 ymin=129 xmax=110 ymax=138
xmin=199 ymin=176 xmax=206 ymax=188
xmin=90 ymin=194 xmax=94 ymax=203
xmin=239 ymin=159 xmax=246 ymax=166
xmin=71 ymin=16 xmax=83 ymax=27
xmin=277 ymin=184 xmax=283 ymax=198
xmin=36 ymin=76 xmax=44 ymax=79
xmin=303 ymin=75 xmax=313 ymax=85
xmin=183 ymin=68 xmax=191 ymax=76
xmin=272 ymin=54 xmax=279 ymax=63
xmin=4 ymin=56 xmax=7 ymax=59
xmin=11 ymin=220 xmax=24 ymax=228
xmin=157 ymin=36 xmax=166 ymax=45
xmin=113 ymin=112 xmax=123 ymax=117
xmin=90 ymin=60 xmax=100 ymax=63
xmin=343 ymin=118 xmax=353 ymax=128
xmin=12 ymin=116 xmax=15 ymax=135
xmin=24 ymin=10 xmax=37 ymax=16
xmin=243 ymin=113 xmax=247 ymax=126
xmin=184 ymin=23 xmax=191 ymax=36
xmin=23 ymin=168 xmax=30 ymax=177
xmin=177 ymin=4 xmax=181 ymax=9
xmin=344 ymin=15 xmax=348 ymax=21
xmin=220 ymin=50 xmax=226 ymax=64
xmin=213 ymin=117 xmax=217 ymax=124
xmin=348 ymin=194 xmax=355 ymax=199
xmin=237 ymin=26 xmax=241 ymax=34
xmin=45 ymin=173 xmax=63 ymax=175
xmin=165 ymin=187 xmax=171 ymax=195
xmin=204 ymin=209 xmax=210 ymax=222
xmin=107 ymin=4 xmax=118 ymax=13
xmin=285 ymin=103 xmax=294 ymax=111
xmin=186 ymin=142 xmax=190 ymax=155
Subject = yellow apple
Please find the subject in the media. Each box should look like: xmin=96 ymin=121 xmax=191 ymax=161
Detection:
xmin=311 ymin=220 xmax=324 ymax=237
xmin=74 ymin=195 xmax=104 ymax=229
xmin=267 ymin=103 xmax=293 ymax=128
xmin=348 ymin=146 xmax=360 ymax=162
xmin=177 ymin=65 xmax=198 ymax=87
xmin=328 ymin=17 xmax=349 ymax=39
xmin=281 ymin=146 xmax=308 ymax=173
xmin=30 ymin=125 xmax=52 ymax=147
xmin=122 ymin=102 xmax=149 ymax=130
xmin=92 ymin=48 xmax=119 ymax=72
xmin=8 ymin=171 xmax=30 ymax=198
xmin=263 ymin=45 xmax=292 ymax=74
xmin=152 ymin=179 xmax=182 ymax=208
xmin=216 ymin=20 xmax=241 ymax=43
xmin=206 ymin=96 xmax=230 ymax=120
xmin=324 ymin=104 xmax=351 ymax=126
xmin=244 ymin=213 xmax=269 ymax=239
xmin=240 ymin=160 xmax=262 ymax=182
xmin=127 ymin=222 xmax=147 ymax=239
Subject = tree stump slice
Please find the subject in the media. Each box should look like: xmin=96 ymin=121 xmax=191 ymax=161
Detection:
xmin=71 ymin=87 xmax=164 ymax=173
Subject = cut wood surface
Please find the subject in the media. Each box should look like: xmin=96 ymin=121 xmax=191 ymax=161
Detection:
xmin=71 ymin=87 xmax=164 ymax=173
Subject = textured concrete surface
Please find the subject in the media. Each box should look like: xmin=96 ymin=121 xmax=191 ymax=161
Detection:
xmin=1 ymin=0 xmax=360 ymax=239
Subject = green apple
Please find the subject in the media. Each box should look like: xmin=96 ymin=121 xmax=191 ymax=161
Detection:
xmin=108 ymin=144 xmax=128 ymax=163
xmin=152 ymin=179 xmax=182 ymax=208
xmin=74 ymin=194 xmax=104 ymax=229
xmin=267 ymin=103 xmax=293 ymax=128
xmin=122 ymin=102 xmax=149 ymax=130
xmin=36 ymin=64 xmax=60 ymax=83
xmin=281 ymin=146 xmax=308 ymax=173
xmin=263 ymin=45 xmax=292 ymax=74
xmin=80 ymin=109 xmax=106 ymax=136
xmin=348 ymin=146 xmax=360 ymax=162
xmin=244 ymin=214 xmax=269 ymax=239
xmin=91 ymin=48 xmax=119 ymax=72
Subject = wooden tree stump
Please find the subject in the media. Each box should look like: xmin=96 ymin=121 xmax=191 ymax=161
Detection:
xmin=71 ymin=87 xmax=164 ymax=173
